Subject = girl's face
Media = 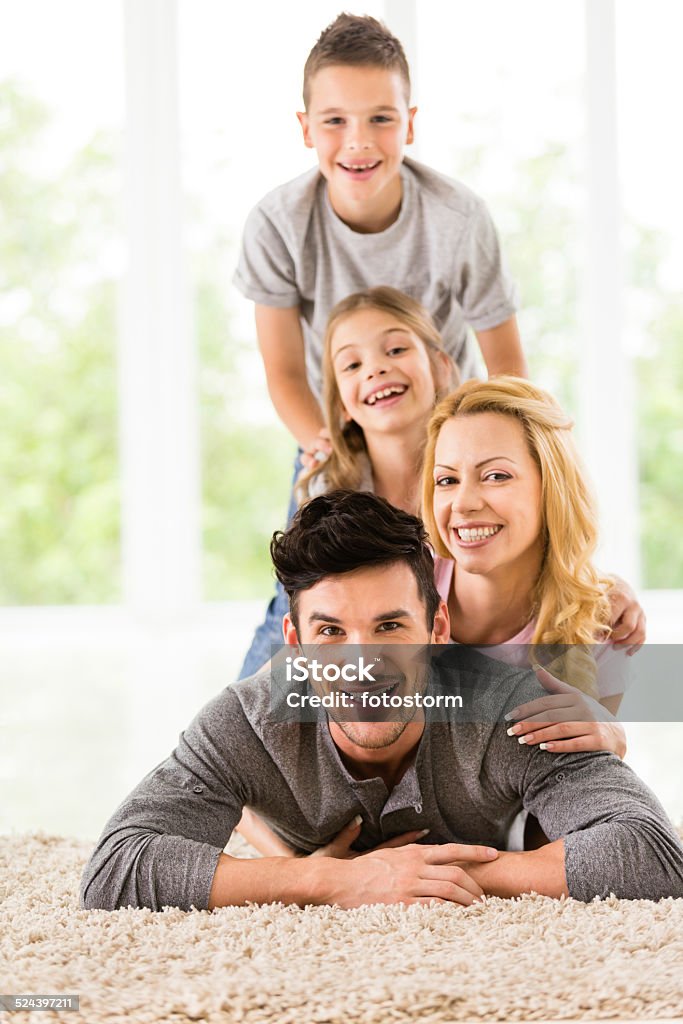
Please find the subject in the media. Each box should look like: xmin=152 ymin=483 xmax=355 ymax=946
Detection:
xmin=432 ymin=412 xmax=544 ymax=581
xmin=330 ymin=308 xmax=439 ymax=436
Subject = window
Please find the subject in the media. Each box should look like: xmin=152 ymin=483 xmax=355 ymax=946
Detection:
xmin=0 ymin=1 xmax=124 ymax=603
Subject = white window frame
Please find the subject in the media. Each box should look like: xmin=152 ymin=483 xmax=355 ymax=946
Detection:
xmin=119 ymin=0 xmax=201 ymax=618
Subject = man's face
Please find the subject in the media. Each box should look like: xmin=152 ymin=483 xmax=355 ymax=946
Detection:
xmin=297 ymin=65 xmax=416 ymax=221
xmin=283 ymin=562 xmax=449 ymax=751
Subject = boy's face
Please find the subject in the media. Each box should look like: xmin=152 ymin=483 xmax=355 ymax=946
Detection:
xmin=298 ymin=65 xmax=417 ymax=225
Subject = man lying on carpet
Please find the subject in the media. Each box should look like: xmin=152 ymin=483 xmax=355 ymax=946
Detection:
xmin=80 ymin=491 xmax=683 ymax=913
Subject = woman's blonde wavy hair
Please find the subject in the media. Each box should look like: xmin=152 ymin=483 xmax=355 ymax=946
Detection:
xmin=297 ymin=287 xmax=458 ymax=501
xmin=421 ymin=377 xmax=613 ymax=697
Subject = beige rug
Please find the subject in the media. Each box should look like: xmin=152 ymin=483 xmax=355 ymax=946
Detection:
xmin=1 ymin=833 xmax=683 ymax=1024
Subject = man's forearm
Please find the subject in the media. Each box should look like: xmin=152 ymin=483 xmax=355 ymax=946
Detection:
xmin=208 ymin=852 xmax=341 ymax=909
xmin=466 ymin=840 xmax=568 ymax=898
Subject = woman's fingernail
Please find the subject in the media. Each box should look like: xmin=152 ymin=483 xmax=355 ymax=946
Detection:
xmin=417 ymin=828 xmax=430 ymax=837
xmin=504 ymin=712 xmax=516 ymax=722
xmin=507 ymin=725 xmax=519 ymax=737
xmin=518 ymin=735 xmax=529 ymax=744
xmin=351 ymin=814 xmax=363 ymax=828
xmin=539 ymin=743 xmax=548 ymax=750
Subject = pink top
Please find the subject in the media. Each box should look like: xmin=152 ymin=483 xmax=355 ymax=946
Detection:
xmin=433 ymin=556 xmax=629 ymax=698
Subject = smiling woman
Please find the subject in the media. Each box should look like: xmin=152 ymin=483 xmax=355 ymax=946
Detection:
xmin=421 ymin=377 xmax=625 ymax=717
xmin=431 ymin=412 xmax=544 ymax=596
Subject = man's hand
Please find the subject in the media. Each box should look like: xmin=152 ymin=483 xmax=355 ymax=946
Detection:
xmin=309 ymin=815 xmax=429 ymax=860
xmin=504 ymin=666 xmax=627 ymax=757
xmin=608 ymin=575 xmax=646 ymax=654
xmin=330 ymin=841 xmax=499 ymax=909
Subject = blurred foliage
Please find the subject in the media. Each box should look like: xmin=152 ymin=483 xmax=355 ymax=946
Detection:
xmin=1 ymin=79 xmax=681 ymax=602
xmin=194 ymin=235 xmax=293 ymax=599
xmin=0 ymin=81 xmax=120 ymax=602
xmin=635 ymin=294 xmax=683 ymax=587
xmin=452 ymin=136 xmax=580 ymax=413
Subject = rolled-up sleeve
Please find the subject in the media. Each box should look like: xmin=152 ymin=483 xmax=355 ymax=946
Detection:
xmin=519 ymin=746 xmax=683 ymax=901
xmin=233 ymin=207 xmax=300 ymax=308
xmin=80 ymin=691 xmax=247 ymax=912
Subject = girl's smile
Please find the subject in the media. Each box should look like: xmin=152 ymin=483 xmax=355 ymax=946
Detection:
xmin=331 ymin=308 xmax=438 ymax=435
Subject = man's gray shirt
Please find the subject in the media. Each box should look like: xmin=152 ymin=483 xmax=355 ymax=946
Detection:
xmin=81 ymin=656 xmax=683 ymax=912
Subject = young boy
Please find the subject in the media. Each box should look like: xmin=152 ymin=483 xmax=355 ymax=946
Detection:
xmin=233 ymin=12 xmax=526 ymax=465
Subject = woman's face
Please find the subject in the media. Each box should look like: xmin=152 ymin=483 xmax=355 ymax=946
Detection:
xmin=432 ymin=412 xmax=545 ymax=581
xmin=330 ymin=308 xmax=438 ymax=436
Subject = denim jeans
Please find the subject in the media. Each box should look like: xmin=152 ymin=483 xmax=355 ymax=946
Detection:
xmin=237 ymin=450 xmax=302 ymax=680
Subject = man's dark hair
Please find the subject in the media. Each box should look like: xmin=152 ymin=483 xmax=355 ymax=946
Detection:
xmin=271 ymin=490 xmax=440 ymax=630
xmin=303 ymin=13 xmax=411 ymax=108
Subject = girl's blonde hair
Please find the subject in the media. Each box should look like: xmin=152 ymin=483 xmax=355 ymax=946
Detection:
xmin=421 ymin=377 xmax=612 ymax=696
xmin=298 ymin=287 xmax=457 ymax=500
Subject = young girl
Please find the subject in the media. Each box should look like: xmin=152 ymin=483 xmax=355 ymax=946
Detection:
xmin=237 ymin=286 xmax=457 ymax=679
xmin=298 ymin=286 xmax=456 ymax=508
xmin=237 ymin=294 xmax=642 ymax=854
xmin=422 ymin=376 xmax=630 ymax=755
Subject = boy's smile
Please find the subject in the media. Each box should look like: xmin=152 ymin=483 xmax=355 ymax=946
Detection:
xmin=297 ymin=65 xmax=417 ymax=233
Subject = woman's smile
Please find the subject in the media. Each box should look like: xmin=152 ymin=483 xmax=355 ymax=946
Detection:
xmin=450 ymin=522 xmax=504 ymax=547
xmin=433 ymin=412 xmax=544 ymax=581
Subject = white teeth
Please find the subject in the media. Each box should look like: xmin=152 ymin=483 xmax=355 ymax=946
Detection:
xmin=366 ymin=385 xmax=407 ymax=405
xmin=341 ymin=161 xmax=379 ymax=170
xmin=343 ymin=682 xmax=397 ymax=700
xmin=456 ymin=525 xmax=502 ymax=541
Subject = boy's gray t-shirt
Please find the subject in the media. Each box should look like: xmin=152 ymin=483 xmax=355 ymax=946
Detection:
xmin=233 ymin=157 xmax=518 ymax=397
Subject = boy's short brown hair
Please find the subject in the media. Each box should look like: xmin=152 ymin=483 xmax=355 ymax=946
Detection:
xmin=303 ymin=13 xmax=411 ymax=108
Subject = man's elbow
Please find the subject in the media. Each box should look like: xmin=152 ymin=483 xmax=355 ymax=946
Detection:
xmin=566 ymin=817 xmax=683 ymax=901
xmin=79 ymin=842 xmax=144 ymax=912
xmin=79 ymin=870 xmax=116 ymax=911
